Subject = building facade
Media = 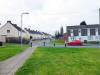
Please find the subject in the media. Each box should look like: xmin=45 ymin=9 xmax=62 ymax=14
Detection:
xmin=58 ymin=33 xmax=68 ymax=41
xmin=67 ymin=24 xmax=100 ymax=42
xmin=0 ymin=21 xmax=26 ymax=38
xmin=0 ymin=21 xmax=52 ymax=42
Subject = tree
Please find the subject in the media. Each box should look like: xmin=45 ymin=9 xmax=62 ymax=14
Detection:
xmin=55 ymin=31 xmax=58 ymax=39
xmin=55 ymin=31 xmax=60 ymax=39
xmin=80 ymin=21 xmax=87 ymax=25
xmin=58 ymin=31 xmax=60 ymax=38
xmin=60 ymin=26 xmax=64 ymax=36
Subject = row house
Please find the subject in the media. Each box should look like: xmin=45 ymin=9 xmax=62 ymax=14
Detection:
xmin=0 ymin=21 xmax=26 ymax=38
xmin=25 ymin=29 xmax=52 ymax=40
xmin=0 ymin=21 xmax=52 ymax=42
xmin=67 ymin=24 xmax=100 ymax=42
xmin=25 ymin=29 xmax=43 ymax=40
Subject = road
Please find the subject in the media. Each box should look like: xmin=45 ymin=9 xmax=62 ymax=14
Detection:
xmin=32 ymin=40 xmax=100 ymax=48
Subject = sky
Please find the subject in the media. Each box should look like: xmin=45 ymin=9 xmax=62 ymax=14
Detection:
xmin=0 ymin=0 xmax=100 ymax=35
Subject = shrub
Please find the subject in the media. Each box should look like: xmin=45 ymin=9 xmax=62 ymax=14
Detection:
xmin=87 ymin=41 xmax=99 ymax=44
xmin=0 ymin=42 xmax=3 ymax=46
xmin=84 ymin=40 xmax=87 ymax=43
xmin=6 ymin=37 xmax=29 ymax=44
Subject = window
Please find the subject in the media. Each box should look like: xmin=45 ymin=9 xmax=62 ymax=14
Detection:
xmin=98 ymin=28 xmax=100 ymax=35
xmin=81 ymin=29 xmax=87 ymax=36
xmin=73 ymin=29 xmax=78 ymax=36
xmin=90 ymin=29 xmax=95 ymax=35
xmin=7 ymin=30 xmax=10 ymax=33
xmin=67 ymin=30 xmax=71 ymax=36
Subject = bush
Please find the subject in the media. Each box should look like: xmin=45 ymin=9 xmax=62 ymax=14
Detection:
xmin=0 ymin=42 xmax=3 ymax=46
xmin=87 ymin=41 xmax=99 ymax=44
xmin=6 ymin=37 xmax=29 ymax=44
xmin=84 ymin=40 xmax=87 ymax=43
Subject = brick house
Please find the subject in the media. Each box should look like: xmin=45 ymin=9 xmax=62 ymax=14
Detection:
xmin=67 ymin=24 xmax=100 ymax=42
xmin=58 ymin=32 xmax=68 ymax=41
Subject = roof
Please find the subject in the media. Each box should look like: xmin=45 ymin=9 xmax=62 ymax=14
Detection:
xmin=7 ymin=21 xmax=24 ymax=32
xmin=67 ymin=24 xmax=100 ymax=29
xmin=25 ymin=28 xmax=51 ymax=35
xmin=12 ymin=24 xmax=24 ymax=32
xmin=25 ymin=29 xmax=43 ymax=35
xmin=42 ymin=32 xmax=50 ymax=35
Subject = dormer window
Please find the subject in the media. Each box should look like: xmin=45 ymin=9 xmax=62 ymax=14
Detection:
xmin=7 ymin=30 xmax=10 ymax=33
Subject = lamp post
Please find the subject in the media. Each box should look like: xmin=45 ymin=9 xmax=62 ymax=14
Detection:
xmin=21 ymin=12 xmax=29 ymax=51
xmin=99 ymin=8 xmax=100 ymax=24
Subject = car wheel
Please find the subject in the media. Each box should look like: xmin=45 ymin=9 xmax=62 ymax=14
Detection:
xmin=68 ymin=44 xmax=71 ymax=45
xmin=78 ymin=43 xmax=81 ymax=46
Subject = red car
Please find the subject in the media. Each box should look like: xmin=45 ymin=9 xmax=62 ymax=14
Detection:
xmin=67 ymin=40 xmax=83 ymax=46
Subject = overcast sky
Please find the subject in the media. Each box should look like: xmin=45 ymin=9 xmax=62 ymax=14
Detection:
xmin=0 ymin=0 xmax=100 ymax=35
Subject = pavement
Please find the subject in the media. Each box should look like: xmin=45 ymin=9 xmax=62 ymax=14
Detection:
xmin=0 ymin=46 xmax=37 ymax=75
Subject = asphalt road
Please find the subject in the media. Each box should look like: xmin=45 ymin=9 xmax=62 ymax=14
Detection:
xmin=32 ymin=40 xmax=100 ymax=48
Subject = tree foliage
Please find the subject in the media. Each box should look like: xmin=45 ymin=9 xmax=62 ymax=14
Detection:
xmin=55 ymin=26 xmax=64 ymax=39
xmin=60 ymin=26 xmax=64 ymax=36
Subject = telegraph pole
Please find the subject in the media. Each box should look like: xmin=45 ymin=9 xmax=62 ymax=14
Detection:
xmin=99 ymin=8 xmax=100 ymax=44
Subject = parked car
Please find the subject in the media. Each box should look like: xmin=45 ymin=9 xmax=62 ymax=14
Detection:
xmin=67 ymin=40 xmax=83 ymax=46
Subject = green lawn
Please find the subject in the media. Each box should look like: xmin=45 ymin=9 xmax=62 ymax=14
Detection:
xmin=50 ymin=40 xmax=65 ymax=44
xmin=0 ymin=44 xmax=30 ymax=61
xmin=16 ymin=47 xmax=100 ymax=75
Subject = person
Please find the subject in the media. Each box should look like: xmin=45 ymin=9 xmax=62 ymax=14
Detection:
xmin=43 ymin=42 xmax=45 ymax=46
xmin=65 ymin=40 xmax=67 ymax=47
xmin=30 ymin=39 xmax=32 ymax=47
xmin=65 ymin=40 xmax=67 ymax=44
xmin=54 ymin=43 xmax=55 ymax=47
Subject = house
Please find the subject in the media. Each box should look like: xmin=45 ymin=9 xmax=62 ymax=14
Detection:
xmin=25 ymin=28 xmax=44 ymax=40
xmin=0 ymin=21 xmax=52 ymax=42
xmin=0 ymin=21 xmax=26 ymax=38
xmin=42 ymin=32 xmax=52 ymax=39
xmin=0 ymin=35 xmax=6 ymax=42
xmin=25 ymin=28 xmax=52 ymax=40
xmin=67 ymin=24 xmax=100 ymax=42
xmin=58 ymin=32 xmax=68 ymax=41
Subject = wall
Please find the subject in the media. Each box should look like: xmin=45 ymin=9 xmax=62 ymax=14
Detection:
xmin=59 ymin=33 xmax=68 ymax=41
xmin=0 ymin=36 xmax=6 ymax=42
xmin=0 ymin=23 xmax=19 ymax=38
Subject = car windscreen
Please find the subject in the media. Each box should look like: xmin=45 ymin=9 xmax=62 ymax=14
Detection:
xmin=72 ymin=41 xmax=78 ymax=42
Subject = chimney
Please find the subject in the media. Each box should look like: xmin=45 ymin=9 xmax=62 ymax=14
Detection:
xmin=7 ymin=21 xmax=12 ymax=24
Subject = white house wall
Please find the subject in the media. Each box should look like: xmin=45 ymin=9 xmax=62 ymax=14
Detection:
xmin=0 ymin=23 xmax=19 ymax=37
xmin=68 ymin=28 xmax=100 ymax=42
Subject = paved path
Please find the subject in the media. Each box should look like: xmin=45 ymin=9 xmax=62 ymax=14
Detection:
xmin=0 ymin=46 xmax=37 ymax=75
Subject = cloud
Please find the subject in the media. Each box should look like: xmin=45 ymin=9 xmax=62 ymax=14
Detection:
xmin=0 ymin=0 xmax=100 ymax=35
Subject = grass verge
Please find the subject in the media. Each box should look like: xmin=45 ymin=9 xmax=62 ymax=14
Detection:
xmin=0 ymin=44 xmax=30 ymax=61
xmin=16 ymin=47 xmax=100 ymax=75
xmin=50 ymin=40 xmax=65 ymax=44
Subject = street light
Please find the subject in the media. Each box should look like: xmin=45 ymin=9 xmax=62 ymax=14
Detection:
xmin=99 ymin=8 xmax=100 ymax=24
xmin=21 ymin=12 xmax=29 ymax=51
